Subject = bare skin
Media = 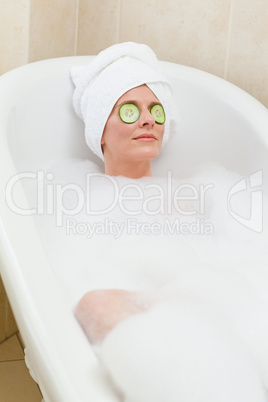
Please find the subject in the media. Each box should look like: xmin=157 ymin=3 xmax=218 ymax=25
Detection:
xmin=101 ymin=85 xmax=165 ymax=179
xmin=75 ymin=289 xmax=152 ymax=344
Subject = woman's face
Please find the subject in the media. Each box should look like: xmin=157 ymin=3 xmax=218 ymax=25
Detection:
xmin=101 ymin=85 xmax=165 ymax=164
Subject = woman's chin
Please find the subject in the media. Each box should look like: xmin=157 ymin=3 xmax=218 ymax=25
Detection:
xmin=133 ymin=145 xmax=162 ymax=160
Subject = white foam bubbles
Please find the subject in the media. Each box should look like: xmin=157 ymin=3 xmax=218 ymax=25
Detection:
xmin=23 ymin=157 xmax=268 ymax=401
xmin=101 ymin=301 xmax=267 ymax=402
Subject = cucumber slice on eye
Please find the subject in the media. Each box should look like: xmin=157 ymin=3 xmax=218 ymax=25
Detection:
xmin=150 ymin=104 xmax=165 ymax=124
xmin=119 ymin=103 xmax=140 ymax=124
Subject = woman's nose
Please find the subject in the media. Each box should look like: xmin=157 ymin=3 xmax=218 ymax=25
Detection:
xmin=139 ymin=109 xmax=155 ymax=127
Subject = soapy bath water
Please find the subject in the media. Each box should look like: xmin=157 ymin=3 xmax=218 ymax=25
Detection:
xmin=24 ymin=158 xmax=268 ymax=402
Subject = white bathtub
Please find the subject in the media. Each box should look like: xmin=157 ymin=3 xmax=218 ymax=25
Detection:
xmin=0 ymin=56 xmax=268 ymax=402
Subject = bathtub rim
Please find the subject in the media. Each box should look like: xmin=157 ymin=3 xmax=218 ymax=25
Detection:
xmin=0 ymin=56 xmax=122 ymax=402
xmin=0 ymin=55 xmax=267 ymax=143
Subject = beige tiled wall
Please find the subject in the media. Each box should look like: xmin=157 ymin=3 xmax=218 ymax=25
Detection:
xmin=0 ymin=0 xmax=79 ymax=75
xmin=0 ymin=0 xmax=267 ymax=104
xmin=28 ymin=0 xmax=78 ymax=62
xmin=74 ymin=0 xmax=268 ymax=108
xmin=0 ymin=0 xmax=30 ymax=75
xmin=118 ymin=0 xmax=232 ymax=78
xmin=0 ymin=0 xmax=267 ymax=341
xmin=77 ymin=0 xmax=121 ymax=55
xmin=227 ymin=0 xmax=268 ymax=107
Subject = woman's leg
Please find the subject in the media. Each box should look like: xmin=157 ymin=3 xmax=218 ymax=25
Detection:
xmin=75 ymin=290 xmax=267 ymax=401
xmin=75 ymin=289 xmax=152 ymax=344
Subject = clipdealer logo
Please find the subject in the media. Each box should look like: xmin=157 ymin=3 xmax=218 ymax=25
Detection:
xmin=6 ymin=169 xmax=264 ymax=234
xmin=227 ymin=170 xmax=263 ymax=232
xmin=5 ymin=171 xmax=213 ymax=227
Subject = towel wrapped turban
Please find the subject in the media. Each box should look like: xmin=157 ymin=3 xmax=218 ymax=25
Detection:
xmin=71 ymin=42 xmax=179 ymax=161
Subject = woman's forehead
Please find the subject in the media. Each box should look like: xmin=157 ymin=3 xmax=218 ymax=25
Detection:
xmin=115 ymin=84 xmax=160 ymax=106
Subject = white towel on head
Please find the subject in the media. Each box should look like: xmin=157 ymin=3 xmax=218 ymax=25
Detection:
xmin=71 ymin=42 xmax=179 ymax=161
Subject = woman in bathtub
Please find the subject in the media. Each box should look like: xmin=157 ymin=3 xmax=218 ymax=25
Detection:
xmin=71 ymin=41 xmax=178 ymax=342
xmin=71 ymin=43 xmax=268 ymax=402
xmin=75 ymin=82 xmax=167 ymax=343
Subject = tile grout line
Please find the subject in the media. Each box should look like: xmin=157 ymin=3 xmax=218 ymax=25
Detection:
xmin=224 ymin=0 xmax=234 ymax=80
xmin=26 ymin=0 xmax=31 ymax=63
xmin=16 ymin=332 xmax=25 ymax=351
xmin=0 ymin=331 xmax=19 ymax=346
xmin=0 ymin=359 xmax=25 ymax=364
xmin=74 ymin=0 xmax=80 ymax=55
xmin=116 ymin=0 xmax=122 ymax=44
xmin=0 ymin=333 xmax=24 ymax=363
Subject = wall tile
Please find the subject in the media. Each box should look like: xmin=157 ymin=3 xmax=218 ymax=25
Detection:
xmin=77 ymin=0 xmax=120 ymax=55
xmin=119 ymin=0 xmax=232 ymax=78
xmin=28 ymin=0 xmax=78 ymax=62
xmin=0 ymin=360 xmax=43 ymax=401
xmin=0 ymin=334 xmax=24 ymax=361
xmin=0 ymin=0 xmax=29 ymax=75
xmin=226 ymin=0 xmax=268 ymax=107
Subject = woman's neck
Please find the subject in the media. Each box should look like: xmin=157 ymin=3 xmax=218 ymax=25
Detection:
xmin=104 ymin=159 xmax=152 ymax=178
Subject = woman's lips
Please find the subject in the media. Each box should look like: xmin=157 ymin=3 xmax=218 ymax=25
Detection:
xmin=133 ymin=134 xmax=157 ymax=142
